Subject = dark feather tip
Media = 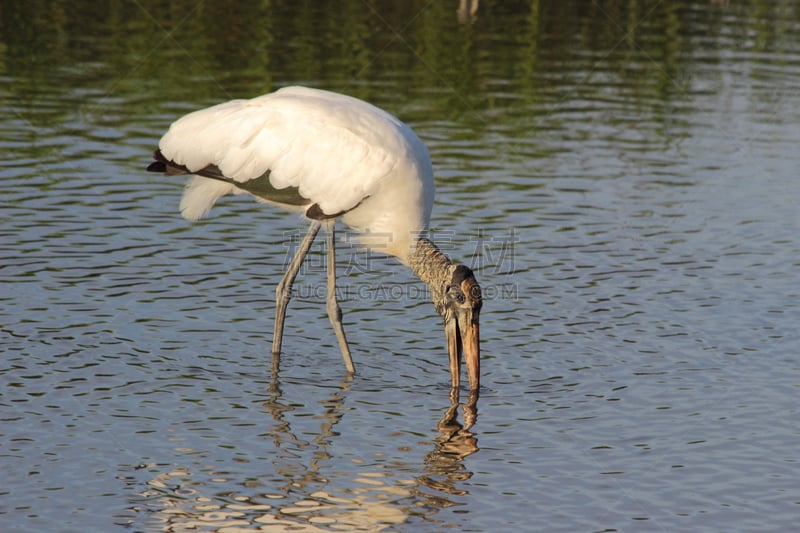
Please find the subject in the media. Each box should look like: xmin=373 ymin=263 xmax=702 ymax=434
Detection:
xmin=146 ymin=161 xmax=167 ymax=173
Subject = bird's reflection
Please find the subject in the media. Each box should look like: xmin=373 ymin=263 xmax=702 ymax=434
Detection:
xmin=261 ymin=368 xmax=352 ymax=494
xmin=129 ymin=369 xmax=480 ymax=531
xmin=457 ymin=0 xmax=479 ymax=24
xmin=419 ymin=389 xmax=479 ymax=495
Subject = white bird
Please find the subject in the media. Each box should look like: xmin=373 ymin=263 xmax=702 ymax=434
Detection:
xmin=147 ymin=86 xmax=482 ymax=391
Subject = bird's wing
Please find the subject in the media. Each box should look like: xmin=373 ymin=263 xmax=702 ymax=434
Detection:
xmin=158 ymin=87 xmax=411 ymax=218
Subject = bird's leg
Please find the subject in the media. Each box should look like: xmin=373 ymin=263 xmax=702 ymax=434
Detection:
xmin=273 ymin=221 xmax=322 ymax=368
xmin=326 ymin=221 xmax=355 ymax=374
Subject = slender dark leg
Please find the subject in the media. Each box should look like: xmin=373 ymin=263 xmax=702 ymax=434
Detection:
xmin=326 ymin=222 xmax=355 ymax=373
xmin=272 ymin=221 xmax=321 ymax=368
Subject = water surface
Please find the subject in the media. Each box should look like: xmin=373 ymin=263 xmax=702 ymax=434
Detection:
xmin=2 ymin=1 xmax=799 ymax=531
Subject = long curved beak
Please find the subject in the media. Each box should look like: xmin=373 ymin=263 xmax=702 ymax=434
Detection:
xmin=445 ymin=313 xmax=480 ymax=391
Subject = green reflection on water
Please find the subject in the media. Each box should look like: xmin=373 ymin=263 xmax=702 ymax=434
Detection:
xmin=2 ymin=0 xmax=798 ymax=202
xmin=3 ymin=1 xmax=797 ymax=106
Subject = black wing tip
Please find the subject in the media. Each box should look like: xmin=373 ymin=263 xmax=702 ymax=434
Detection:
xmin=146 ymin=148 xmax=191 ymax=176
xmin=146 ymin=149 xmax=167 ymax=173
xmin=306 ymin=203 xmax=343 ymax=220
xmin=146 ymin=161 xmax=167 ymax=173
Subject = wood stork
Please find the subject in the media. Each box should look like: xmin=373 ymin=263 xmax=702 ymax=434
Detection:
xmin=146 ymin=86 xmax=482 ymax=391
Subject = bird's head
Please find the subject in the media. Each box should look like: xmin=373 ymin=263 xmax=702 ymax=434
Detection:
xmin=440 ymin=264 xmax=482 ymax=392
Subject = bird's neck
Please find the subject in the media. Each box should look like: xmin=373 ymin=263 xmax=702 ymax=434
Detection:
xmin=409 ymin=238 xmax=455 ymax=315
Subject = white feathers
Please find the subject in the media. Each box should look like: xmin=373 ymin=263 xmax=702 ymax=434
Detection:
xmin=179 ymin=176 xmax=237 ymax=221
xmin=158 ymin=86 xmax=434 ymax=261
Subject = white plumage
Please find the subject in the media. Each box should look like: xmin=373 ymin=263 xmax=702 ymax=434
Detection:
xmin=158 ymin=86 xmax=434 ymax=262
xmin=148 ymin=86 xmax=482 ymax=392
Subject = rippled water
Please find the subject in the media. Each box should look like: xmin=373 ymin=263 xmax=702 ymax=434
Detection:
xmin=3 ymin=1 xmax=800 ymax=532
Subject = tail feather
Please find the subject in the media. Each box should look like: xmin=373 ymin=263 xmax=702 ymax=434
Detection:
xmin=147 ymin=149 xmax=234 ymax=221
xmin=179 ymin=176 xmax=235 ymax=221
xmin=146 ymin=148 xmax=312 ymax=220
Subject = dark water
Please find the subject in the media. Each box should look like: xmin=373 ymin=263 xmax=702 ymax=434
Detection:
xmin=2 ymin=1 xmax=799 ymax=531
